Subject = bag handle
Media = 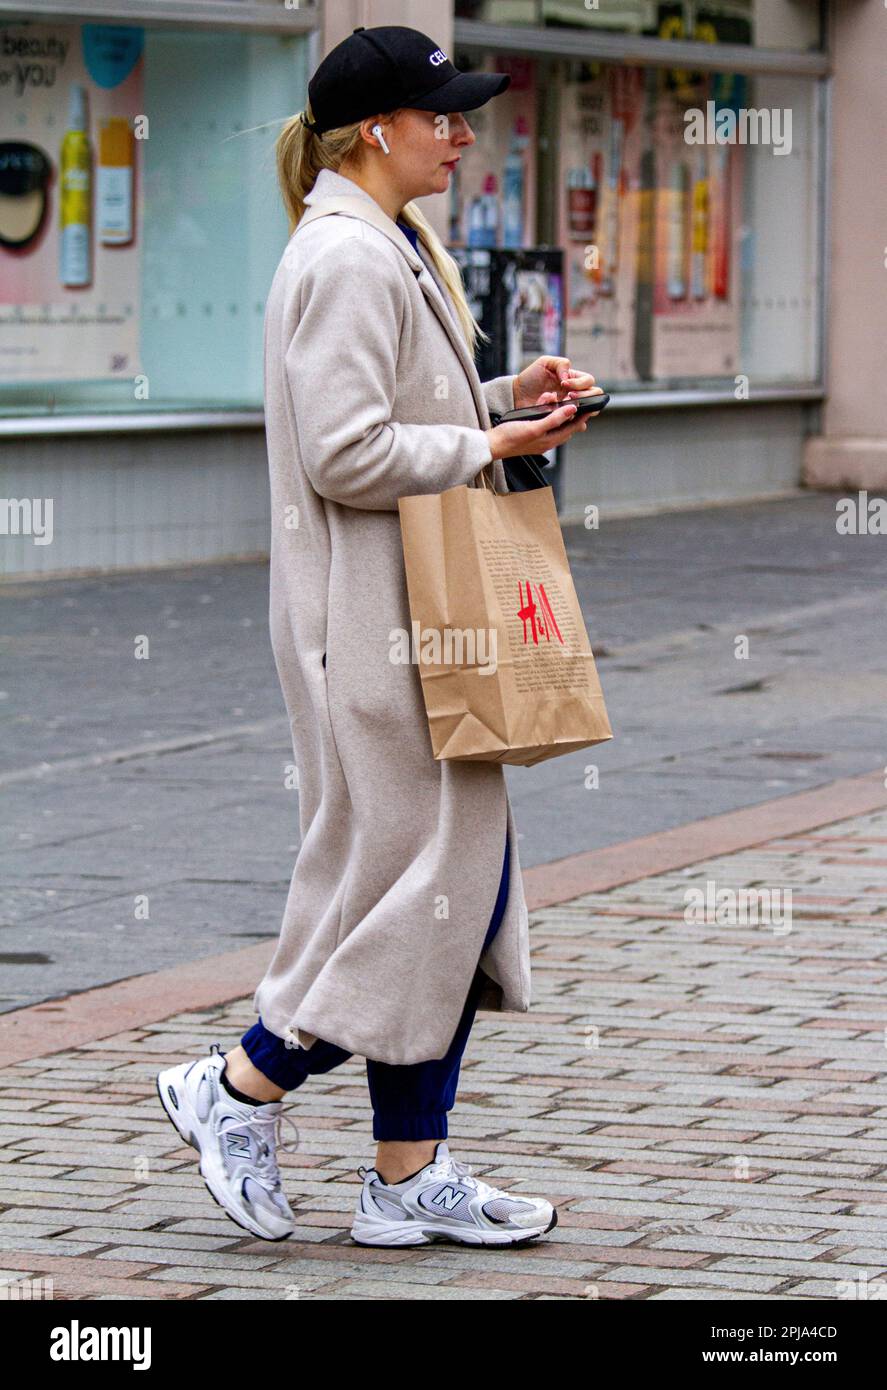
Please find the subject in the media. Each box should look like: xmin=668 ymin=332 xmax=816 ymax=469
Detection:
xmin=475 ymin=462 xmax=496 ymax=493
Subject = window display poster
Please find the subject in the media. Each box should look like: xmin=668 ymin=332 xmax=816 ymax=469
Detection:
xmin=558 ymin=64 xmax=647 ymax=383
xmin=646 ymin=67 xmax=744 ymax=380
xmin=558 ymin=58 xmax=744 ymax=384
xmin=506 ymin=267 xmax=563 ymax=375
xmin=448 ymin=55 xmax=537 ymax=252
xmin=0 ymin=22 xmax=144 ymax=381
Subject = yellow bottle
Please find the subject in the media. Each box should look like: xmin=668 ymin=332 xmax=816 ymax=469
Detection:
xmin=98 ymin=118 xmax=133 ymax=246
xmin=691 ymin=155 xmax=709 ymax=302
xmin=60 ymin=84 xmax=91 ymax=287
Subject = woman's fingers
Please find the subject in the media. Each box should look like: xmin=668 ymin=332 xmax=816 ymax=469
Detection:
xmin=563 ymin=367 xmax=596 ymax=387
xmin=493 ymin=398 xmax=590 ymax=459
xmin=514 ymin=401 xmax=575 ymax=437
xmin=545 ymin=404 xmax=594 ymax=446
xmin=541 ymin=400 xmax=579 ymax=430
xmin=523 ymin=401 xmax=582 ymax=450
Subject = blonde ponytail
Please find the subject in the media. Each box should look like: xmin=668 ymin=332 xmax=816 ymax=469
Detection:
xmin=275 ymin=104 xmax=489 ymax=355
xmin=397 ymin=199 xmax=490 ymax=354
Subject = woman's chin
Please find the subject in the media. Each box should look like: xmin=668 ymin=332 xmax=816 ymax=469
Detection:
xmin=409 ymin=169 xmax=453 ymax=200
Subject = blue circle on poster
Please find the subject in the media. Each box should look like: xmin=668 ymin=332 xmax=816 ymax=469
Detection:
xmin=82 ymin=26 xmax=144 ymax=89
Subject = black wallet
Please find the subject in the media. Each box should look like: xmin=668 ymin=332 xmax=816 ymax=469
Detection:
xmin=489 ymin=411 xmax=554 ymax=492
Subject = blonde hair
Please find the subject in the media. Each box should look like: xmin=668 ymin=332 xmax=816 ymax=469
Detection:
xmin=276 ymin=104 xmax=489 ymax=353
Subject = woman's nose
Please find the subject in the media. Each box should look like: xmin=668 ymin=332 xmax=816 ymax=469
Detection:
xmin=450 ymin=115 xmax=475 ymax=147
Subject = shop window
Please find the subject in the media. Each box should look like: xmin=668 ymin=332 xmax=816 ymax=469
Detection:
xmin=456 ymin=1 xmax=825 ymax=52
xmin=453 ymin=47 xmax=822 ymax=391
xmin=0 ymin=19 xmax=308 ymax=417
xmin=557 ymin=60 xmax=821 ymax=387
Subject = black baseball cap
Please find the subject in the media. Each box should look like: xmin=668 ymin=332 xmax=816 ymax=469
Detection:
xmin=304 ymin=25 xmax=511 ymax=137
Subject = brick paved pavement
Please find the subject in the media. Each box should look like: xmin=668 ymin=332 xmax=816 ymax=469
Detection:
xmin=2 ymin=804 xmax=887 ymax=1301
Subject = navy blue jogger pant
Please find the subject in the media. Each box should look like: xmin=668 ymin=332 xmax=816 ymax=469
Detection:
xmin=240 ymin=833 xmax=510 ymax=1141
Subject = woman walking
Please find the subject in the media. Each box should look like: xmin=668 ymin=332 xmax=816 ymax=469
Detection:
xmin=158 ymin=25 xmax=598 ymax=1248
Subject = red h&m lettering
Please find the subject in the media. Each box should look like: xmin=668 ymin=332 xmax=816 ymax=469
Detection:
xmin=517 ymin=580 xmax=564 ymax=645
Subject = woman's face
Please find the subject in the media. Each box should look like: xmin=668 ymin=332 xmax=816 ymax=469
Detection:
xmin=377 ymin=108 xmax=475 ymax=200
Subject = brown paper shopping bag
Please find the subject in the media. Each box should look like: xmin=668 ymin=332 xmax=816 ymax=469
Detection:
xmin=397 ymin=470 xmax=613 ymax=766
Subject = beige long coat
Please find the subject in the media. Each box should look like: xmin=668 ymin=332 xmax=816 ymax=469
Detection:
xmin=253 ymin=165 xmax=531 ymax=1065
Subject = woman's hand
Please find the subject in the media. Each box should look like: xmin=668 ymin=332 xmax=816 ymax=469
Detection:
xmin=486 ymin=397 xmax=590 ymax=462
xmin=513 ymin=356 xmax=598 ymax=411
xmin=489 ymin=364 xmax=608 ymax=461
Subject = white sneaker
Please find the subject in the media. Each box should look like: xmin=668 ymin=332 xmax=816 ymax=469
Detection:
xmin=350 ymin=1140 xmax=557 ymax=1247
xmin=156 ymin=1042 xmax=298 ymax=1241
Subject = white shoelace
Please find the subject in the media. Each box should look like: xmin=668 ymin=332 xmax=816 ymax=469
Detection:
xmin=214 ymin=1109 xmax=300 ymax=1192
xmin=427 ymin=1154 xmax=510 ymax=1201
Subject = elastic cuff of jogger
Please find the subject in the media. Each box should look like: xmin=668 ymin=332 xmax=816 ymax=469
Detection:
xmin=372 ymin=1110 xmax=449 ymax=1142
xmin=239 ymin=1021 xmax=312 ymax=1093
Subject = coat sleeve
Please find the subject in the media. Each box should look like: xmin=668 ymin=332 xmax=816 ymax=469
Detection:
xmin=284 ymin=237 xmax=494 ymax=511
xmin=481 ymin=374 xmax=516 ymax=421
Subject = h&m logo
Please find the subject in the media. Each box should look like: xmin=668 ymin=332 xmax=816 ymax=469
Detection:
xmin=517 ymin=580 xmax=564 ymax=646
xmin=429 ymin=49 xmax=448 ymax=66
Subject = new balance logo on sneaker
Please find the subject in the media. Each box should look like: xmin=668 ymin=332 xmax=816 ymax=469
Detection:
xmin=225 ymin=1131 xmax=251 ymax=1157
xmin=430 ymin=1185 xmax=467 ymax=1211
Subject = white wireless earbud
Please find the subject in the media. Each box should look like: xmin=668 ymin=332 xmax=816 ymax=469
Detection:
xmin=371 ymin=123 xmax=391 ymax=155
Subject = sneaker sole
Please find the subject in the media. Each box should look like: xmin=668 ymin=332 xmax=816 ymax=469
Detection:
xmin=155 ymin=1068 xmax=294 ymax=1243
xmin=350 ymin=1204 xmax=558 ymax=1248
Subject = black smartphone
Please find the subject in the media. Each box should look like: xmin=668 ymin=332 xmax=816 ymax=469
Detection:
xmin=496 ymin=392 xmax=611 ymax=425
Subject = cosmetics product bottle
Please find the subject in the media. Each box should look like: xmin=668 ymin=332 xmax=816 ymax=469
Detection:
xmin=666 ymin=162 xmax=688 ymax=300
xmin=710 ymin=144 xmax=731 ymax=300
xmin=691 ymin=151 xmax=709 ymax=301
xmin=466 ymin=195 xmax=486 ymax=248
xmin=98 ymin=117 xmax=134 ymax=245
xmin=502 ymin=115 xmax=529 ymax=248
xmin=60 ymin=84 xmax=91 ymax=286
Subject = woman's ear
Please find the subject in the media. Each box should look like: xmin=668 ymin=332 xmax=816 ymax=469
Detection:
xmin=359 ymin=115 xmax=385 ymax=150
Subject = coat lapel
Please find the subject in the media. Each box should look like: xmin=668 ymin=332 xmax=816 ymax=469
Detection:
xmin=296 ymin=182 xmax=490 ymax=429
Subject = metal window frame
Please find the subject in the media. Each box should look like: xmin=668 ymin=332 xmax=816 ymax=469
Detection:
xmin=0 ymin=410 xmax=266 ymax=437
xmin=453 ymin=18 xmax=831 ymax=77
xmin=0 ymin=384 xmax=827 ymax=438
xmin=0 ymin=1 xmax=316 ymax=32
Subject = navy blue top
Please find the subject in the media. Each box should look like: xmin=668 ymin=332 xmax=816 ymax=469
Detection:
xmin=396 ymin=218 xmax=420 ymax=254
